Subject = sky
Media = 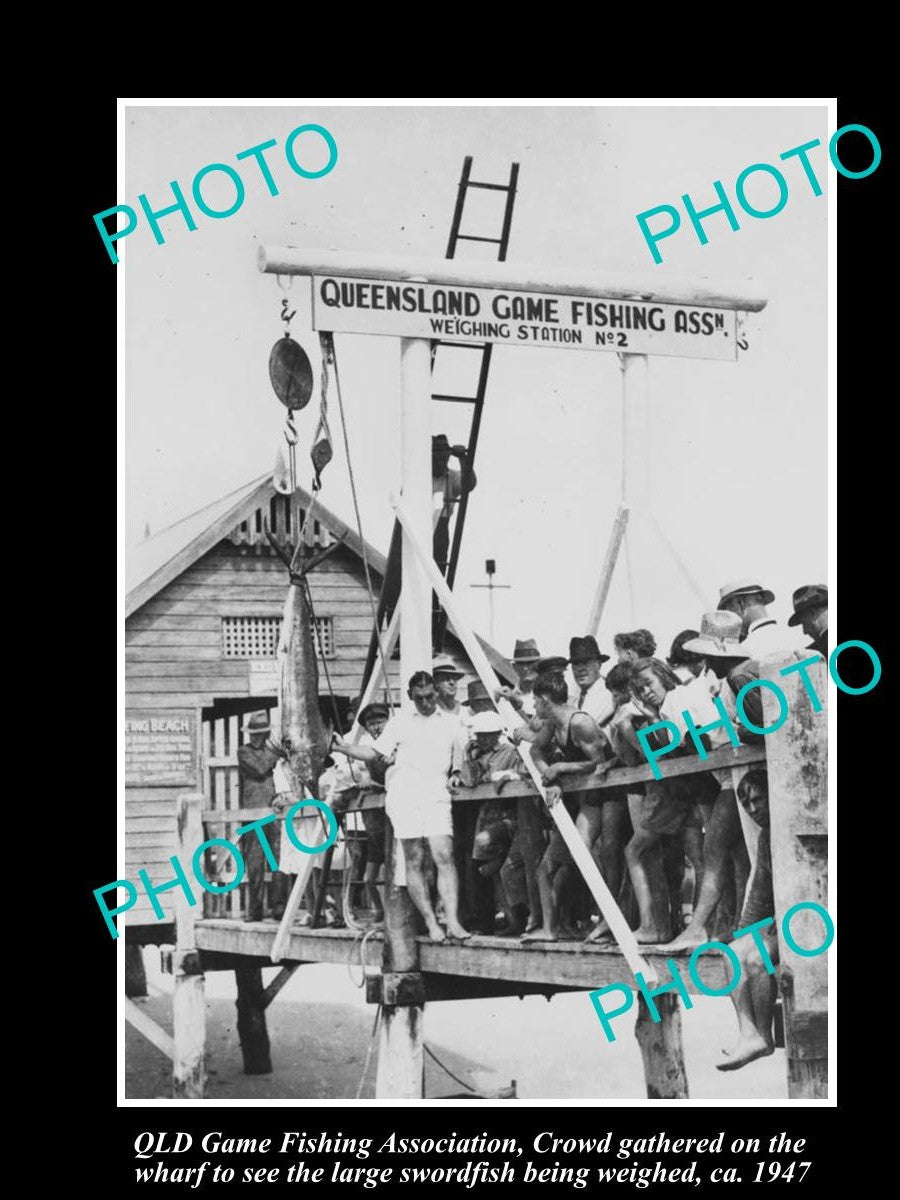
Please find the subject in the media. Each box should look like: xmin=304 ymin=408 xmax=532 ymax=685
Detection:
xmin=122 ymin=102 xmax=828 ymax=660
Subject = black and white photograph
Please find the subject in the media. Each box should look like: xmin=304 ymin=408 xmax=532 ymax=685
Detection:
xmin=118 ymin=100 xmax=840 ymax=1108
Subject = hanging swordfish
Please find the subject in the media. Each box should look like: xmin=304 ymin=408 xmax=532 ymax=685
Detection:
xmin=264 ymin=522 xmax=346 ymax=800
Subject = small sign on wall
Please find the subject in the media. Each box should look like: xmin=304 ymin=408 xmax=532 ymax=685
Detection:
xmin=125 ymin=709 xmax=198 ymax=787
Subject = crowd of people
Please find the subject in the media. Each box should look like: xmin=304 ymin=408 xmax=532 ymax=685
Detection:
xmin=325 ymin=577 xmax=828 ymax=1071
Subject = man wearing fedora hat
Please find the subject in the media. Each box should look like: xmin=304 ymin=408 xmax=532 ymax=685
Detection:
xmin=238 ymin=710 xmax=291 ymax=923
xmin=432 ymin=655 xmax=467 ymax=720
xmin=788 ymin=583 xmax=828 ymax=657
xmin=432 ymin=434 xmax=477 ymax=575
xmin=569 ymin=635 xmax=614 ymax=724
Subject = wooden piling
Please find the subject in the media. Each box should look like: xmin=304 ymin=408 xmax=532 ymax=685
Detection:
xmin=375 ymin=829 xmax=425 ymax=1098
xmin=763 ymin=657 xmax=829 ymax=1098
xmin=235 ymin=967 xmax=273 ymax=1074
xmin=173 ymin=793 xmax=207 ymax=1098
xmin=634 ymin=994 xmax=689 ymax=1099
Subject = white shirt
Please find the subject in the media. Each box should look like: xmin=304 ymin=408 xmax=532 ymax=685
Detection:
xmin=741 ymin=617 xmax=803 ymax=661
xmin=574 ymin=676 xmax=614 ymax=726
xmin=660 ymin=678 xmax=735 ymax=750
xmin=372 ymin=709 xmax=464 ymax=806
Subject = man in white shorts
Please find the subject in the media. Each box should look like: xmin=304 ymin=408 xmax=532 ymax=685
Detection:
xmin=332 ymin=671 xmax=469 ymax=942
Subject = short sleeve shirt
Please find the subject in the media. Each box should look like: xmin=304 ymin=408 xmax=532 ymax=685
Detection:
xmin=372 ymin=709 xmax=464 ymax=805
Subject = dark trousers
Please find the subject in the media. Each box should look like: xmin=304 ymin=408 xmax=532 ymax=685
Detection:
xmin=501 ymin=796 xmax=546 ymax=926
xmin=244 ymin=817 xmax=290 ymax=920
xmin=453 ymin=802 xmax=494 ymax=930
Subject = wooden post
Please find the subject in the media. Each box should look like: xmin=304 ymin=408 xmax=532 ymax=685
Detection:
xmin=763 ymin=657 xmax=828 ymax=1098
xmin=634 ymin=995 xmax=689 ymax=1098
xmin=586 ymin=505 xmax=629 ymax=636
xmin=373 ymin=334 xmax=432 ymax=1100
xmin=375 ymin=831 xmax=425 ymax=1098
xmin=235 ymin=967 xmax=273 ymax=1074
xmin=125 ymin=943 xmax=148 ymax=998
xmin=173 ymin=793 xmax=206 ymax=1099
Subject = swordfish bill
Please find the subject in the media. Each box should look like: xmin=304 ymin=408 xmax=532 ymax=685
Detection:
xmin=264 ymin=521 xmax=346 ymax=799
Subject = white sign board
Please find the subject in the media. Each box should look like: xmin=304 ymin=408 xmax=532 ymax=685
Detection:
xmin=249 ymin=659 xmax=278 ymax=695
xmin=312 ymin=275 xmax=737 ymax=361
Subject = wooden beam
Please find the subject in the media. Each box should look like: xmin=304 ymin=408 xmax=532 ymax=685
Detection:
xmin=258 ymin=247 xmax=768 ymax=313
xmin=270 ymin=810 xmax=328 ymax=963
xmin=763 ymin=657 xmax=829 ymax=1099
xmin=341 ymin=743 xmax=768 ymax=813
xmin=263 ymin=964 xmax=301 ymax=1008
xmin=124 ymin=998 xmax=174 ymax=1062
xmin=172 ymin=793 xmax=206 ymax=1099
xmin=586 ymin=505 xmax=629 ymax=637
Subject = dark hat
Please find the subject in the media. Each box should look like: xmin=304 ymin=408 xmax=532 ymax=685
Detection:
xmin=512 ymin=638 xmax=541 ymax=662
xmin=787 ymin=584 xmax=827 ymax=626
xmin=243 ymin=710 xmax=272 ymax=734
xmin=462 ymin=679 xmax=492 ymax=706
xmin=534 ymin=655 xmax=569 ymax=676
xmin=358 ymin=702 xmax=389 ymax=727
xmin=568 ymin=635 xmax=610 ymax=665
xmin=718 ymin=578 xmax=775 ymax=609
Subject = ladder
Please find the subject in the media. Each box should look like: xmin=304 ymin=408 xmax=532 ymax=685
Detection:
xmin=360 ymin=157 xmax=520 ymax=691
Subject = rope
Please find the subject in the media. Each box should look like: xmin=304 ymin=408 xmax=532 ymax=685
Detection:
xmin=354 ymin=1003 xmax=382 ymax=1099
xmin=345 ymin=924 xmax=382 ymax=987
xmin=324 ymin=330 xmax=396 ymax=714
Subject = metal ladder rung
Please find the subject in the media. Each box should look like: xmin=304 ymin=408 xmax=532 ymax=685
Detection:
xmin=455 ymin=235 xmax=503 ymax=244
xmin=433 ymin=340 xmax=488 ymax=351
xmin=432 ymin=393 xmax=481 ymax=404
xmin=466 ymin=180 xmax=513 ymax=192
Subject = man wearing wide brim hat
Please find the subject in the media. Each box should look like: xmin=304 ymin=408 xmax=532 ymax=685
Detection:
xmin=432 ymin=654 xmax=466 ymax=720
xmin=461 ymin=678 xmax=496 ymax=714
xmin=237 ymin=710 xmax=290 ymax=923
xmin=716 ymin=577 xmax=798 ymax=660
xmin=787 ymin=583 xmax=828 ymax=657
xmin=568 ymin=635 xmax=613 ymax=725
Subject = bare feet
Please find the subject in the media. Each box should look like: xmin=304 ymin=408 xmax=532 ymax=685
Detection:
xmin=716 ymin=1035 xmax=775 ymax=1071
xmin=634 ymin=925 xmax=666 ymax=945
xmin=520 ymin=927 xmax=559 ymax=942
xmin=426 ymin=922 xmax=447 ymax=943
xmin=524 ymin=917 xmax=541 ymax=933
xmin=584 ymin=924 xmax=615 ymax=944
xmin=446 ymin=923 xmax=471 ymax=941
xmin=660 ymin=928 xmax=710 ymax=952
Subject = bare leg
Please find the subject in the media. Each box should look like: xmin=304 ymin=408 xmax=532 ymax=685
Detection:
xmin=401 ymin=838 xmax=445 ymax=942
xmin=363 ymin=863 xmax=383 ymax=916
xmin=718 ymin=932 xmax=778 ymax=1070
xmin=664 ymin=789 xmax=740 ymax=950
xmin=625 ymin=828 xmax=666 ymax=943
xmin=428 ymin=833 xmax=469 ymax=939
xmin=521 ymin=851 xmax=560 ymax=941
xmin=585 ymin=800 xmax=628 ymax=942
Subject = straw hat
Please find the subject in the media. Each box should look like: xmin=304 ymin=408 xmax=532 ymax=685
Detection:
xmin=682 ymin=612 xmax=745 ymax=658
xmin=718 ymin=578 xmax=775 ymax=608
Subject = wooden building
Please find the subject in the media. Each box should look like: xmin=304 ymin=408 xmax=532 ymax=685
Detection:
xmin=124 ymin=473 xmax=515 ymax=931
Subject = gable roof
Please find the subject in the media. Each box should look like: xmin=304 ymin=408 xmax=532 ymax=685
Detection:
xmin=126 ymin=474 xmax=387 ymax=619
xmin=125 ymin=473 xmax=514 ymax=683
